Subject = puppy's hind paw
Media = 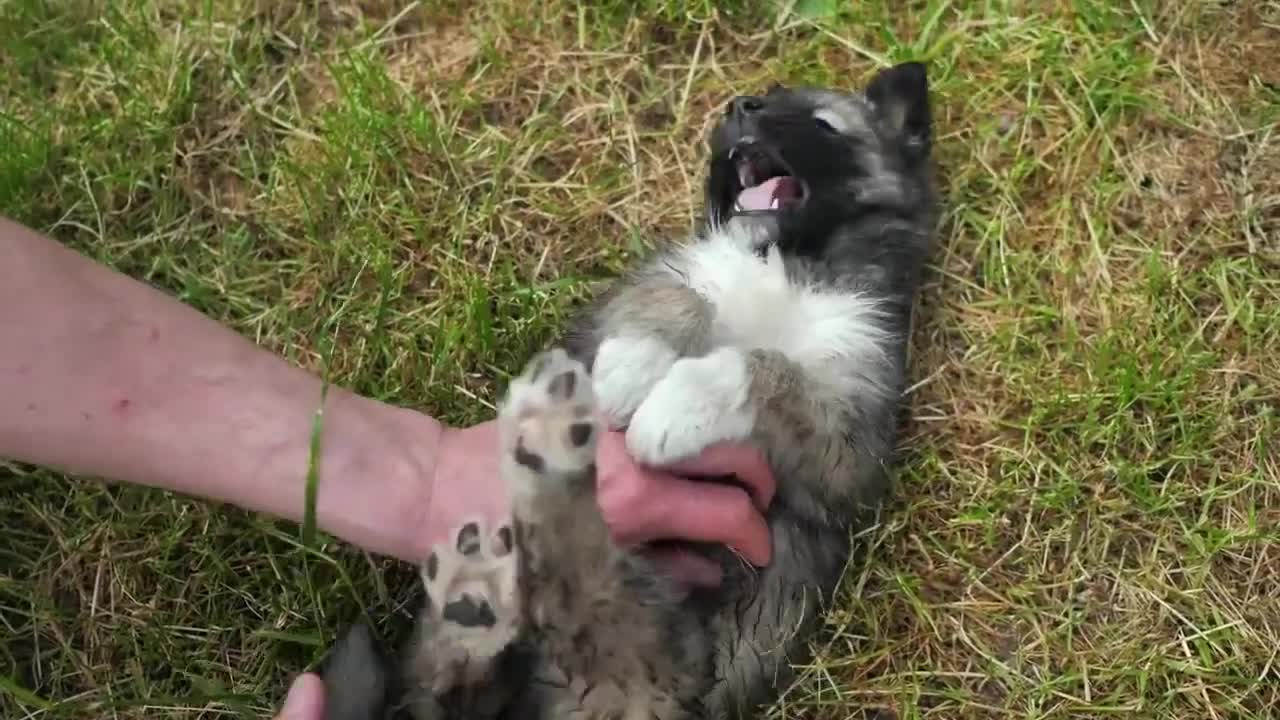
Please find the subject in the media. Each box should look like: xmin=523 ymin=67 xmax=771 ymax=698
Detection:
xmin=499 ymin=348 xmax=600 ymax=508
xmin=416 ymin=517 xmax=519 ymax=694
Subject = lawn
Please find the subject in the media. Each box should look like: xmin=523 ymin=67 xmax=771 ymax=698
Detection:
xmin=2 ymin=1 xmax=1277 ymax=718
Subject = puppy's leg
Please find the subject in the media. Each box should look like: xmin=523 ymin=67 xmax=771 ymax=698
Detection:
xmin=621 ymin=346 xmax=757 ymax=466
xmin=700 ymin=519 xmax=856 ymax=720
xmin=400 ymin=514 xmax=522 ymax=719
xmin=499 ymin=348 xmax=709 ymax=720
xmin=625 ymin=346 xmax=895 ymax=511
xmin=561 ymin=273 xmax=716 ymax=429
xmin=498 ymin=348 xmax=604 ymax=540
xmin=624 ymin=346 xmax=898 ymax=719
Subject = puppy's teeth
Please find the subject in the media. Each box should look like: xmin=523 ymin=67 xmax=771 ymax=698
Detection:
xmin=734 ymin=201 xmax=743 ymax=212
xmin=769 ymin=197 xmax=780 ymax=210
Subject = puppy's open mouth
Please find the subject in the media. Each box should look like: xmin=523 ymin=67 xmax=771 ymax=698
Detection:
xmin=731 ymin=140 xmax=807 ymax=215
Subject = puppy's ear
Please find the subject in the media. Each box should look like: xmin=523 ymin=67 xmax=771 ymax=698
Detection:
xmin=865 ymin=61 xmax=931 ymax=158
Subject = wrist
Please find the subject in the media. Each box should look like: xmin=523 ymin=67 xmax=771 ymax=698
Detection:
xmin=310 ymin=390 xmax=446 ymax=563
xmin=419 ymin=419 xmax=509 ymax=554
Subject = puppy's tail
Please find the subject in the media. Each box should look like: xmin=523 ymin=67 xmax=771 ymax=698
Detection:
xmin=318 ymin=622 xmax=392 ymax=720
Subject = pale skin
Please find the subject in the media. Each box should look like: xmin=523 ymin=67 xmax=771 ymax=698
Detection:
xmin=0 ymin=216 xmax=777 ymax=719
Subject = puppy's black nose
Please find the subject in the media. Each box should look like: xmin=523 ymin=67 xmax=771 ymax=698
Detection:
xmin=728 ymin=95 xmax=765 ymax=117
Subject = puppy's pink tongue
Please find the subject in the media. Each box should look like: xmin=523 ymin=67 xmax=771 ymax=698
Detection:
xmin=736 ymin=176 xmax=785 ymax=211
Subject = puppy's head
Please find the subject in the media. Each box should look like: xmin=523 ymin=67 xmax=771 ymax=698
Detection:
xmin=703 ymin=61 xmax=934 ymax=248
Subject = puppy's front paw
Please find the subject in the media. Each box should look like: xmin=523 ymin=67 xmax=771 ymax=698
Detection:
xmin=625 ymin=347 xmax=756 ymax=465
xmin=418 ymin=518 xmax=519 ymax=693
xmin=591 ymin=336 xmax=678 ymax=430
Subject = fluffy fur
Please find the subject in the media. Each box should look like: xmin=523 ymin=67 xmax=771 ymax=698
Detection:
xmin=318 ymin=60 xmax=939 ymax=720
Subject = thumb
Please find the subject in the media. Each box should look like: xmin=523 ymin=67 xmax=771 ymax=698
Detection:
xmin=276 ymin=673 xmax=325 ymax=720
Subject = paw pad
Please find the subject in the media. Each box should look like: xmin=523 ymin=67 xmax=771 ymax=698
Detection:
xmin=417 ymin=516 xmax=520 ymax=690
xmin=441 ymin=593 xmax=497 ymax=628
xmin=457 ymin=522 xmax=481 ymax=555
xmin=499 ymin=348 xmax=600 ymax=485
xmin=494 ymin=526 xmax=513 ymax=556
xmin=569 ymin=422 xmax=593 ymax=447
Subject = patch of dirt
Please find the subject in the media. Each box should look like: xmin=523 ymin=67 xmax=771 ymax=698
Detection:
xmin=1117 ymin=126 xmax=1237 ymax=236
xmin=385 ymin=20 xmax=482 ymax=94
xmin=298 ymin=61 xmax=341 ymax=114
xmin=1110 ymin=2 xmax=1280 ymax=265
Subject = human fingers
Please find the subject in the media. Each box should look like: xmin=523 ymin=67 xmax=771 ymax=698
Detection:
xmin=275 ymin=673 xmax=325 ymax=720
xmin=660 ymin=441 xmax=776 ymax=513
xmin=640 ymin=473 xmax=772 ymax=566
xmin=598 ymin=442 xmax=772 ymax=567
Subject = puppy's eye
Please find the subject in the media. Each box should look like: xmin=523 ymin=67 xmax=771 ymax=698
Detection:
xmin=814 ymin=116 xmax=839 ymax=134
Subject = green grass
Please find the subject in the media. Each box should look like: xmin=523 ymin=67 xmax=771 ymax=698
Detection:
xmin=2 ymin=0 xmax=1278 ymax=718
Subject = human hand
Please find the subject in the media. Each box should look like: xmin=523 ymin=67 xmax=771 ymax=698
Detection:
xmin=269 ymin=413 xmax=777 ymax=719
xmin=428 ymin=419 xmax=776 ymax=586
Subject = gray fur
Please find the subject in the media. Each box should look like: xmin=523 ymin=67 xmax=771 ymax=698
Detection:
xmin=319 ymin=61 xmax=938 ymax=720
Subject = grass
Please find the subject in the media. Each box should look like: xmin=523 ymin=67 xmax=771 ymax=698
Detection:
xmin=2 ymin=0 xmax=1277 ymax=717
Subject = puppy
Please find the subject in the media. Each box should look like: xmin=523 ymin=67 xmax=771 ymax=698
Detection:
xmin=319 ymin=60 xmax=939 ymax=720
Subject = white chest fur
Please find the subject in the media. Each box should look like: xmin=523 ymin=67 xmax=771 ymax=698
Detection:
xmin=660 ymin=227 xmax=891 ymax=389
xmin=590 ymin=225 xmax=893 ymax=464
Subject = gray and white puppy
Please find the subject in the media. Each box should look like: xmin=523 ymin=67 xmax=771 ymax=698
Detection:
xmin=318 ymin=60 xmax=938 ymax=720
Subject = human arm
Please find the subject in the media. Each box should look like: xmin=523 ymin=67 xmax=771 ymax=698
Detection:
xmin=0 ymin=215 xmax=450 ymax=560
xmin=0 ymin=216 xmax=775 ymax=571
